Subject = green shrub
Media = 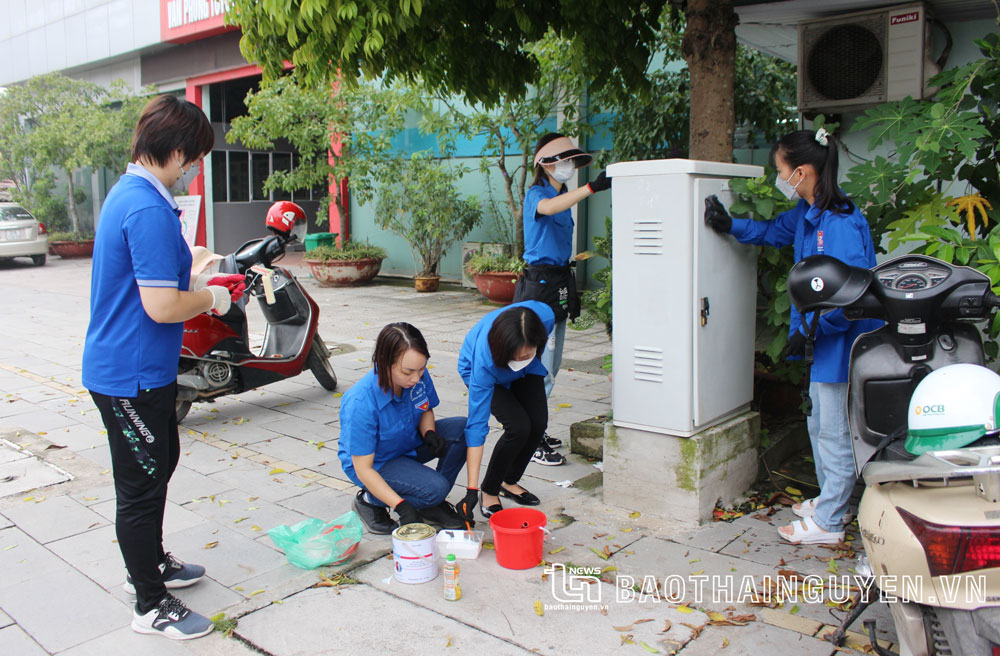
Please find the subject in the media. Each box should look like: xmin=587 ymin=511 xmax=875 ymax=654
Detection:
xmin=465 ymin=252 xmax=524 ymax=274
xmin=305 ymin=242 xmax=387 ymax=261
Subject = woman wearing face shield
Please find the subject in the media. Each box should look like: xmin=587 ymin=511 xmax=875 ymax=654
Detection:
xmin=453 ymin=301 xmax=555 ymax=522
xmin=514 ymin=133 xmax=611 ymax=466
xmin=703 ymin=128 xmax=882 ymax=546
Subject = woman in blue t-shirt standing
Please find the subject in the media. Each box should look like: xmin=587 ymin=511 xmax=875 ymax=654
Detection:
xmin=704 ymin=128 xmax=881 ymax=546
xmin=514 ymin=133 xmax=610 ymax=466
xmin=338 ymin=323 xmax=468 ymax=534
xmin=83 ymin=95 xmax=225 ymax=641
xmin=454 ymin=301 xmax=555 ymax=521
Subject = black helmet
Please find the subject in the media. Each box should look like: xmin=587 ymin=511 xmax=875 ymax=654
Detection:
xmin=788 ymin=255 xmax=873 ymax=312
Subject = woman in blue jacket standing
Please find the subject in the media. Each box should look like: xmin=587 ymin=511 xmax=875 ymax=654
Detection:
xmin=514 ymin=133 xmax=611 ymax=466
xmin=705 ymin=128 xmax=880 ymax=546
xmin=454 ymin=301 xmax=555 ymax=522
xmin=338 ymin=323 xmax=467 ymax=534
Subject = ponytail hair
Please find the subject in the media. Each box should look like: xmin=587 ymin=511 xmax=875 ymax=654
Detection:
xmin=530 ymin=132 xmax=564 ymax=188
xmin=769 ymin=130 xmax=852 ymax=215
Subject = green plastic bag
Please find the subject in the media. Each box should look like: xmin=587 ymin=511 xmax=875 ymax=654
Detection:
xmin=267 ymin=511 xmax=363 ymax=569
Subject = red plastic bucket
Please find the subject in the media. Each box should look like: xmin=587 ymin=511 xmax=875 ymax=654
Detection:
xmin=489 ymin=508 xmax=549 ymax=569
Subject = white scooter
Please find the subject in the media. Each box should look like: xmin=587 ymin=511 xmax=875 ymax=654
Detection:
xmin=788 ymin=253 xmax=1000 ymax=655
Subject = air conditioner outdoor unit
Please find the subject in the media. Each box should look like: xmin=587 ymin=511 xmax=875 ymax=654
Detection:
xmin=798 ymin=2 xmax=936 ymax=113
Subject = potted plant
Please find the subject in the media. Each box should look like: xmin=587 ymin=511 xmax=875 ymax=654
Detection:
xmin=47 ymin=230 xmax=95 ymax=258
xmin=465 ymin=251 xmax=524 ymax=305
xmin=303 ymin=241 xmax=387 ymax=287
xmin=375 ymin=153 xmax=481 ymax=292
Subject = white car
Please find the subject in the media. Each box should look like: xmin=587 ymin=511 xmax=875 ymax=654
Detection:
xmin=0 ymin=202 xmax=47 ymax=266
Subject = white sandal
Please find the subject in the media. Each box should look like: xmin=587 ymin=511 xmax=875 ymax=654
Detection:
xmin=792 ymin=497 xmax=817 ymax=518
xmin=778 ymin=516 xmax=844 ymax=545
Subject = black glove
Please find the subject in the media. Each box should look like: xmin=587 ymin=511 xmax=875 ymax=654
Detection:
xmin=422 ymin=430 xmax=447 ymax=459
xmin=394 ymin=499 xmax=422 ymax=526
xmin=456 ymin=488 xmax=478 ymax=524
xmin=786 ymin=330 xmax=807 ymax=358
xmin=704 ymin=195 xmax=732 ymax=234
xmin=587 ymin=170 xmax=611 ymax=193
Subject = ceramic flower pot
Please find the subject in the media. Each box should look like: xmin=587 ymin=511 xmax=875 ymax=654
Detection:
xmin=472 ymin=271 xmax=519 ymax=305
xmin=414 ymin=275 xmax=441 ymax=292
xmin=304 ymin=257 xmax=383 ymax=287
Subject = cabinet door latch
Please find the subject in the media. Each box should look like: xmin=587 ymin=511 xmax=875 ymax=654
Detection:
xmin=700 ymin=297 xmax=710 ymax=326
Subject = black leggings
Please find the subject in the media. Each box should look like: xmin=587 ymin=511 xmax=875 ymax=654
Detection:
xmin=91 ymin=383 xmax=180 ymax=613
xmin=481 ymin=375 xmax=548 ymax=496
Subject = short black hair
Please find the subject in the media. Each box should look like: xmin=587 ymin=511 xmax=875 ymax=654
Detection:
xmin=487 ymin=306 xmax=549 ymax=369
xmin=372 ymin=322 xmax=430 ymax=392
xmin=131 ymin=94 xmax=214 ymax=167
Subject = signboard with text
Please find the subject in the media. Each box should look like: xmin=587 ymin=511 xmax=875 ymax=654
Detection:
xmin=160 ymin=0 xmax=237 ymax=43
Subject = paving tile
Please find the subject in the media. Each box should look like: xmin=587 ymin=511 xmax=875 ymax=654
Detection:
xmin=182 ymin=492 xmax=309 ymax=541
xmin=236 ymin=584 xmax=534 ymax=655
xmin=156 ymin=524 xmax=287 ymax=587
xmin=47 ymin=524 xmax=126 ymax=590
xmin=245 ymin=434 xmax=338 ymax=470
xmin=673 ymin=621 xmax=835 ymax=656
xmin=0 ymin=568 xmax=129 ymax=653
xmin=42 ymin=423 xmax=107 ymax=452
xmin=1 ymin=494 xmax=109 ymax=543
xmin=276 ymin=487 xmax=354 ymax=521
xmin=166 ymin=465 xmax=234 ymax=502
xmin=4 ymin=409 xmax=79 ymax=432
xmin=59 ymin=625 xmax=200 ymax=656
xmin=0 ymin=624 xmax=49 ymax=656
xmin=207 ymin=460 xmax=319 ymax=503
xmin=0 ymin=456 xmax=74 ymax=498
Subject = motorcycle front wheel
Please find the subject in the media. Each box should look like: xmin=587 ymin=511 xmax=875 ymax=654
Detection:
xmin=307 ymin=335 xmax=338 ymax=391
xmin=175 ymin=399 xmax=192 ymax=423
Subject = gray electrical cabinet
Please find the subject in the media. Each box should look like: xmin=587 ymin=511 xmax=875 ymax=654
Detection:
xmin=606 ymin=159 xmax=763 ymax=436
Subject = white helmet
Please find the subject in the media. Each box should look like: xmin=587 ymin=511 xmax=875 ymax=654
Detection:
xmin=906 ymin=363 xmax=1000 ymax=455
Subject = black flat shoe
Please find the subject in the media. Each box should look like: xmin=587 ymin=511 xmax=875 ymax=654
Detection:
xmin=499 ymin=487 xmax=540 ymax=506
xmin=479 ymin=492 xmax=503 ymax=518
xmin=418 ymin=501 xmax=466 ymax=530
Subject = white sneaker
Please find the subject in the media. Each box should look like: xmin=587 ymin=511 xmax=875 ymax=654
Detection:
xmin=131 ymin=594 xmax=213 ymax=640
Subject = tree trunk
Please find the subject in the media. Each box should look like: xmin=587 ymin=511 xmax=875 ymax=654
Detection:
xmin=66 ymin=174 xmax=80 ymax=235
xmin=682 ymin=0 xmax=739 ymax=163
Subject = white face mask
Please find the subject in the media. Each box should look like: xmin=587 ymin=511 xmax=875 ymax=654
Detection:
xmin=173 ymin=159 xmax=200 ymax=192
xmin=550 ymin=160 xmax=576 ymax=183
xmin=775 ymin=168 xmax=801 ymax=201
xmin=508 ymin=357 xmax=533 ymax=372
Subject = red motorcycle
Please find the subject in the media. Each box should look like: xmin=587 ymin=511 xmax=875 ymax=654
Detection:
xmin=175 ymin=201 xmax=337 ymax=422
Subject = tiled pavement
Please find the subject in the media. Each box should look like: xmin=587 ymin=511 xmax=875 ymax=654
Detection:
xmin=0 ymin=256 xmax=896 ymax=655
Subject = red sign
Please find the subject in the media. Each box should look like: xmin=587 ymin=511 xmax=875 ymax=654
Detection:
xmin=890 ymin=11 xmax=920 ymax=26
xmin=160 ymin=0 xmax=238 ymax=43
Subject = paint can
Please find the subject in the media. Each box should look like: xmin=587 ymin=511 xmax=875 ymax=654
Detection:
xmin=391 ymin=523 xmax=439 ymax=584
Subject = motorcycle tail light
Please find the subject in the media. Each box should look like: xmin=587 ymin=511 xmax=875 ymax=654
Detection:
xmin=898 ymin=507 xmax=1000 ymax=576
xmin=37 ymin=222 xmax=47 ymax=234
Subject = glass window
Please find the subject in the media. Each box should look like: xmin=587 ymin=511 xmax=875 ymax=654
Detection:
xmin=251 ymin=153 xmax=271 ymax=202
xmin=272 ymin=153 xmax=292 ymax=201
xmin=228 ymin=152 xmax=250 ymax=203
xmin=208 ymin=84 xmax=223 ymax=123
xmin=0 ymin=205 xmax=33 ymax=221
xmin=211 ymin=150 xmax=227 ymax=203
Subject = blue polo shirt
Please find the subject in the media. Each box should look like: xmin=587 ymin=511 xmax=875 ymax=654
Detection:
xmin=522 ymin=180 xmax=574 ymax=266
xmin=338 ymin=368 xmax=440 ymax=486
xmin=82 ymin=165 xmax=192 ymax=397
xmin=458 ymin=300 xmax=555 ymax=447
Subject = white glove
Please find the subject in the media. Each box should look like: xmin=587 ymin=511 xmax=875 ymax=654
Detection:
xmin=206 ymin=285 xmax=231 ymax=315
xmin=193 ymin=272 xmax=214 ymax=290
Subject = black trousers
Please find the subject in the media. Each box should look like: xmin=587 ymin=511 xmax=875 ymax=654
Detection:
xmin=90 ymin=383 xmax=180 ymax=613
xmin=481 ymin=375 xmax=548 ymax=496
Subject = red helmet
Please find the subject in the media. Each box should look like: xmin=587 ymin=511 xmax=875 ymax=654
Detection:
xmin=265 ymin=201 xmax=306 ymax=237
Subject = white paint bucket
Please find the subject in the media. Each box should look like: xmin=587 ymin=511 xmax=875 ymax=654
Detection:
xmin=392 ymin=523 xmax=439 ymax=584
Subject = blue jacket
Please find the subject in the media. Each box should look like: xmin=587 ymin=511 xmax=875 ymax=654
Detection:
xmin=729 ymin=198 xmax=881 ymax=383
xmin=458 ymin=300 xmax=555 ymax=446
xmin=522 ymin=180 xmax=574 ymax=266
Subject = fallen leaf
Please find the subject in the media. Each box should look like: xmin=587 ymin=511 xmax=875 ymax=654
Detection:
xmin=557 ymin=403 xmax=573 ymax=408
xmin=660 ymin=620 xmax=672 ymax=633
xmin=591 ymin=547 xmax=609 ymax=560
xmin=789 ymin=604 xmax=800 ymax=615
xmin=639 ymin=642 xmax=660 ymax=653
xmin=691 ymin=569 xmax=705 ymax=576
xmin=210 ymin=612 xmax=226 ymax=622
xmin=204 ymin=541 xmax=219 ymax=549
xmin=785 ymin=486 xmax=803 ymax=496
xmin=681 ymin=622 xmax=705 ymax=639
xmin=629 ymin=511 xmax=641 ymax=519
xmin=613 ymin=623 xmax=634 ymax=632
xmin=248 ymin=589 xmax=266 ymax=597
xmin=234 ymin=517 xmax=249 ymax=524
xmin=548 ymin=546 xmax=566 ymax=554
xmin=675 ymin=605 xmax=694 ymax=614
xmin=722 ymin=637 xmax=730 ymax=648
xmin=621 ymin=527 xmax=633 ymax=532
xmin=828 ymin=557 xmax=839 ymax=574
xmin=533 ymin=599 xmax=544 ymax=616
xmin=269 ymin=468 xmax=287 ymax=475
xmin=251 ymin=525 xmax=262 ymax=532
xmin=482 ymin=542 xmax=494 ymax=550
xmin=634 ymin=618 xmax=654 ymax=625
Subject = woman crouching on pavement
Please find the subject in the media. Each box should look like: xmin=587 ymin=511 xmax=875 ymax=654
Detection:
xmin=338 ymin=322 xmax=468 ymax=533
xmin=454 ymin=301 xmax=555 ymax=523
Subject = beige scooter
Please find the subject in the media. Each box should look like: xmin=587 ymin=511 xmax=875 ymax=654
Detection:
xmin=788 ymin=254 xmax=1000 ymax=655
